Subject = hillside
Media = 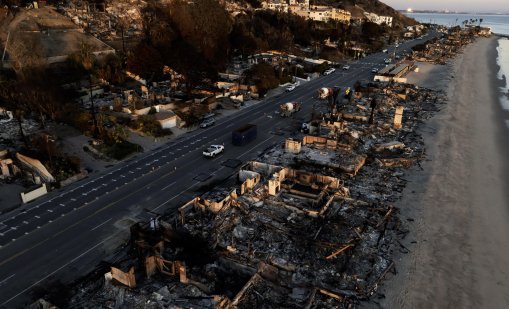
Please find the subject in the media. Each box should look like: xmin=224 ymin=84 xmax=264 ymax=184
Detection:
xmin=308 ymin=0 xmax=417 ymax=28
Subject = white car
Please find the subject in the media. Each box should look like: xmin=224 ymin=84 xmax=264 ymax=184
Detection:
xmin=285 ymin=84 xmax=296 ymax=92
xmin=384 ymin=58 xmax=391 ymax=64
xmin=371 ymin=68 xmax=379 ymax=73
xmin=200 ymin=118 xmax=215 ymax=128
xmin=203 ymin=145 xmax=224 ymax=157
xmin=323 ymin=68 xmax=336 ymax=75
xmin=342 ymin=65 xmax=350 ymax=70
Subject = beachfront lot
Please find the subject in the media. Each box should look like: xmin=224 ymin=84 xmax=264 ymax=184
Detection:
xmin=380 ymin=37 xmax=509 ymax=308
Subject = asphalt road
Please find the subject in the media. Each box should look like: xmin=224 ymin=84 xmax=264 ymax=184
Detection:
xmin=0 ymin=33 xmax=436 ymax=307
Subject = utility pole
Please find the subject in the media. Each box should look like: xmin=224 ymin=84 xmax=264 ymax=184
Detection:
xmin=2 ymin=31 xmax=10 ymax=63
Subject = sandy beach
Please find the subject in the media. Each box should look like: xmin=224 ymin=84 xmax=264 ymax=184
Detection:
xmin=379 ymin=37 xmax=509 ymax=308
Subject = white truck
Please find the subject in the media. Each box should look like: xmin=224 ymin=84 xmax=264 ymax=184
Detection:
xmin=280 ymin=102 xmax=301 ymax=117
xmin=203 ymin=144 xmax=224 ymax=157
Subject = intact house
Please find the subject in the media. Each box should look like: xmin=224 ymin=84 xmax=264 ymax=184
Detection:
xmin=363 ymin=12 xmax=393 ymax=27
xmin=154 ymin=110 xmax=180 ymax=129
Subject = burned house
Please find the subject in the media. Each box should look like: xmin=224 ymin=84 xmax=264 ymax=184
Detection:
xmin=64 ymin=81 xmax=446 ymax=308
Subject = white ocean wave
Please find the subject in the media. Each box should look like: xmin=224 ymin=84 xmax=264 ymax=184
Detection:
xmin=497 ymin=39 xmax=509 ymax=93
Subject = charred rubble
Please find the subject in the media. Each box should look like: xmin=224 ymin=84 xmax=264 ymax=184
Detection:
xmin=56 ymin=81 xmax=446 ymax=308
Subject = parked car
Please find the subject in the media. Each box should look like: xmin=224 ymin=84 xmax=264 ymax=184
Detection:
xmin=342 ymin=65 xmax=350 ymax=70
xmin=200 ymin=118 xmax=215 ymax=128
xmin=323 ymin=68 xmax=336 ymax=75
xmin=384 ymin=58 xmax=391 ymax=64
xmin=285 ymin=84 xmax=296 ymax=92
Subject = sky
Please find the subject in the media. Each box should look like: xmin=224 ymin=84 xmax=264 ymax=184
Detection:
xmin=380 ymin=0 xmax=508 ymax=13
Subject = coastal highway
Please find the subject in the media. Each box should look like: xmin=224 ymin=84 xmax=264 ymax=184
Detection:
xmin=0 ymin=33 xmax=436 ymax=307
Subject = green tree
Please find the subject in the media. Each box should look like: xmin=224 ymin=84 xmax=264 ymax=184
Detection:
xmin=245 ymin=62 xmax=279 ymax=96
xmin=96 ymin=53 xmax=125 ymax=85
xmin=111 ymin=125 xmax=129 ymax=144
xmin=167 ymin=0 xmax=233 ymax=65
xmin=127 ymin=43 xmax=164 ymax=80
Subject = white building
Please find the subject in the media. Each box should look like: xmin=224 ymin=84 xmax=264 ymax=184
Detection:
xmin=264 ymin=0 xmax=350 ymax=23
xmin=154 ymin=110 xmax=179 ymax=129
xmin=364 ymin=12 xmax=393 ymax=27
xmin=263 ymin=0 xmax=289 ymax=12
xmin=308 ymin=6 xmax=332 ymax=22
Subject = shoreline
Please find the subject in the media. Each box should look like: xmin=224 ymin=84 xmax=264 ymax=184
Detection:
xmin=378 ymin=36 xmax=509 ymax=308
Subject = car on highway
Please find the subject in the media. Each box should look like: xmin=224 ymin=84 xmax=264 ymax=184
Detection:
xmin=200 ymin=118 xmax=215 ymax=128
xmin=323 ymin=68 xmax=336 ymax=75
xmin=342 ymin=65 xmax=350 ymax=70
xmin=371 ymin=68 xmax=379 ymax=73
xmin=285 ymin=84 xmax=296 ymax=92
xmin=203 ymin=144 xmax=224 ymax=157
xmin=384 ymin=58 xmax=391 ymax=64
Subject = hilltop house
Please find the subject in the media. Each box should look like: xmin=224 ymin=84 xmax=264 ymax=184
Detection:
xmin=363 ymin=12 xmax=393 ymax=27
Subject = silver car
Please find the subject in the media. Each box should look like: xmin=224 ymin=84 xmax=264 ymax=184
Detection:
xmin=200 ymin=118 xmax=215 ymax=128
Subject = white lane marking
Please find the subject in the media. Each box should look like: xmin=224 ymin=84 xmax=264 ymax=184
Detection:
xmin=0 ymin=235 xmax=115 ymax=306
xmin=152 ymin=182 xmax=200 ymax=212
xmin=238 ymin=136 xmax=275 ymax=158
xmin=212 ymin=155 xmax=223 ymax=162
xmin=0 ymin=274 xmax=15 ymax=286
xmin=91 ymin=218 xmax=112 ymax=231
xmin=161 ymin=181 xmax=176 ymax=191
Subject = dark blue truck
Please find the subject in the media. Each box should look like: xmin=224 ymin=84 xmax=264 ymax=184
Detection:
xmin=232 ymin=124 xmax=257 ymax=146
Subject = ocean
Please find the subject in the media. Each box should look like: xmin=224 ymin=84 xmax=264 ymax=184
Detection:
xmin=406 ymin=13 xmax=509 ymax=113
xmin=405 ymin=13 xmax=509 ymax=36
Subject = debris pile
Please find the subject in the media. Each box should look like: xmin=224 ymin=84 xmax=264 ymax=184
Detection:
xmin=411 ymin=28 xmax=479 ymax=64
xmin=62 ymin=82 xmax=446 ymax=308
